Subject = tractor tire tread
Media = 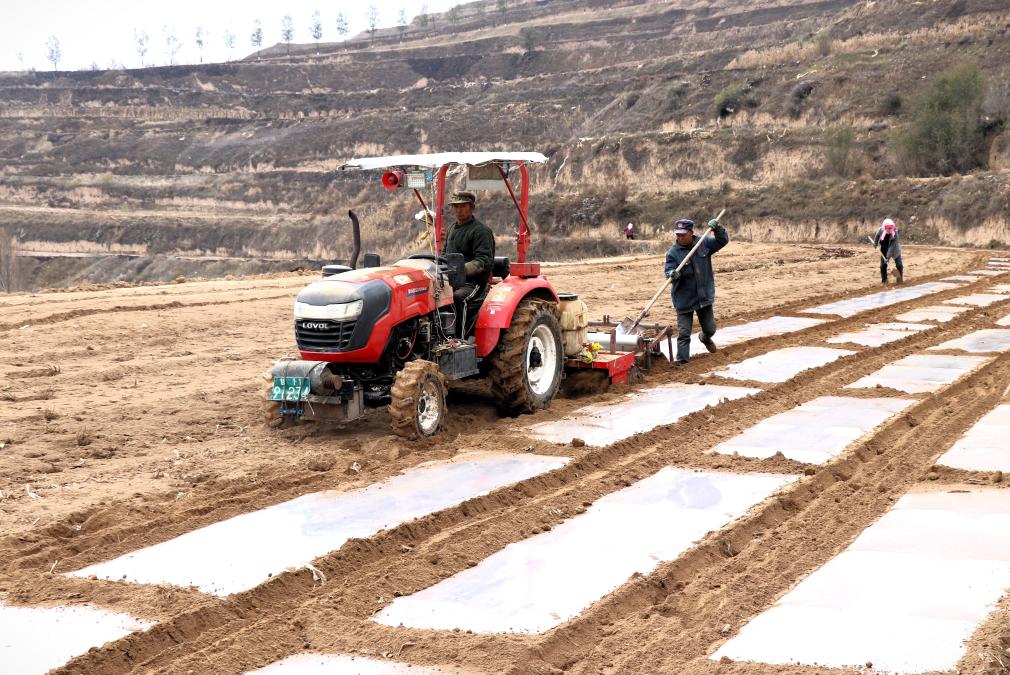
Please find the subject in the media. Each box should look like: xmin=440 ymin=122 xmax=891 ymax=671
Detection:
xmin=389 ymin=360 xmax=447 ymax=440
xmin=488 ymin=298 xmax=562 ymax=416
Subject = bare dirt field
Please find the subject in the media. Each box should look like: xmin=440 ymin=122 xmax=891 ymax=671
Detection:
xmin=3 ymin=241 xmax=1010 ymax=674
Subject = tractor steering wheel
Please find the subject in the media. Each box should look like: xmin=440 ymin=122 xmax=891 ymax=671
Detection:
xmin=406 ymin=253 xmax=450 ymax=265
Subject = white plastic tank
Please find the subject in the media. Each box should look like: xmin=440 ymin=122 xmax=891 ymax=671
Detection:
xmin=558 ymin=293 xmax=589 ymax=357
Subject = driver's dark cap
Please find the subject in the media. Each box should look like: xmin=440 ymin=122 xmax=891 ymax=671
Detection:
xmin=673 ymin=219 xmax=695 ymax=234
xmin=449 ymin=191 xmax=476 ymax=206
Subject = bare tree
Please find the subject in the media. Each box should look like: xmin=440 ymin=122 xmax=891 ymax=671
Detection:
xmin=497 ymin=0 xmax=507 ymax=21
xmin=418 ymin=4 xmax=429 ymax=28
xmin=336 ymin=12 xmax=349 ymax=39
xmin=367 ymin=6 xmax=380 ymax=43
xmin=397 ymin=9 xmax=408 ymax=39
xmin=251 ymin=19 xmax=264 ymax=56
xmin=281 ymin=15 xmax=294 ymax=54
xmin=163 ymin=26 xmax=181 ymax=65
xmin=0 ymin=227 xmax=23 ymax=293
xmin=310 ymin=10 xmax=323 ymax=52
xmin=45 ymin=36 xmax=61 ymax=71
xmin=16 ymin=51 xmax=24 ymax=70
xmin=447 ymin=5 xmax=461 ymax=25
xmin=195 ymin=26 xmax=206 ymax=63
xmin=134 ymin=29 xmax=149 ymax=67
xmin=520 ymin=26 xmax=542 ymax=54
xmin=223 ymin=30 xmax=236 ymax=58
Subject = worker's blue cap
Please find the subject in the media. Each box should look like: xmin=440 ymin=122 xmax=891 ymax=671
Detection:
xmin=673 ymin=219 xmax=695 ymax=234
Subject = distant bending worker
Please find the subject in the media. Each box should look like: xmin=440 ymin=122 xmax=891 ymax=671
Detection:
xmin=664 ymin=218 xmax=729 ymax=365
xmin=443 ymin=191 xmax=494 ymax=335
xmin=874 ymin=217 xmax=904 ymax=285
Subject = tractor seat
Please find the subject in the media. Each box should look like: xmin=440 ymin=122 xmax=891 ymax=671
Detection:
xmin=492 ymin=256 xmax=510 ymax=279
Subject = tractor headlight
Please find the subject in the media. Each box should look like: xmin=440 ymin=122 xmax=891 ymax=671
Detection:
xmin=294 ymin=299 xmax=363 ymax=321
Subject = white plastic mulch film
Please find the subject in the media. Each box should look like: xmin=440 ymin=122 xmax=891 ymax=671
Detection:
xmin=929 ymin=329 xmax=1010 ymax=354
xmin=67 ymin=452 xmax=569 ymax=596
xmin=936 ymin=404 xmax=1010 ymax=472
xmin=713 ymin=488 xmax=1010 ymax=674
xmin=0 ymin=602 xmax=151 ymax=675
xmin=895 ymin=305 xmax=971 ymax=323
xmin=527 ymin=383 xmax=758 ymax=446
xmin=942 ymin=293 xmax=1009 ymax=307
xmin=800 ymin=282 xmax=961 ymax=318
xmin=712 ymin=396 xmax=914 ymax=464
xmin=707 ymin=346 xmax=855 ymax=383
xmin=826 ymin=322 xmax=931 ymax=347
xmin=374 ymin=468 xmax=796 ymax=634
xmin=845 ymin=354 xmax=990 ymax=394
xmin=246 ymin=653 xmax=464 ymax=674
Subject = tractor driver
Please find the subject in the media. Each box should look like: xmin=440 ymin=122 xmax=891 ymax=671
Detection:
xmin=443 ymin=191 xmax=495 ymax=336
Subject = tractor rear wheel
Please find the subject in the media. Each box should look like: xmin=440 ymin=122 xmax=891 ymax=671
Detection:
xmin=489 ymin=298 xmax=563 ymax=416
xmin=389 ymin=360 xmax=447 ymax=440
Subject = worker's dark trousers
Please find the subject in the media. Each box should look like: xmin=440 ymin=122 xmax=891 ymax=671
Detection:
xmin=676 ymin=304 xmax=716 ymax=363
xmin=453 ymin=283 xmax=479 ymax=337
xmin=880 ymin=255 xmax=904 ymax=282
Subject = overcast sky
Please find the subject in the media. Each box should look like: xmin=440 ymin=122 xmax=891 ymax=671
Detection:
xmin=3 ymin=1 xmax=471 ymax=72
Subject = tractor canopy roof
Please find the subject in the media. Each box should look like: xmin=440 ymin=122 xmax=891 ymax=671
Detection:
xmin=340 ymin=151 xmax=547 ymax=171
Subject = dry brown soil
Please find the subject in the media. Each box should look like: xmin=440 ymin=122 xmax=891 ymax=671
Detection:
xmin=3 ymin=242 xmax=1010 ymax=674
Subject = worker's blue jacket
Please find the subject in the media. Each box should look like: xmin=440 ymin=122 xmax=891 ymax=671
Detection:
xmin=663 ymin=224 xmax=729 ymax=312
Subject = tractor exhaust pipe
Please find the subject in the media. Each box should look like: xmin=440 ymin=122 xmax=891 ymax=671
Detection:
xmin=348 ymin=209 xmax=361 ymax=269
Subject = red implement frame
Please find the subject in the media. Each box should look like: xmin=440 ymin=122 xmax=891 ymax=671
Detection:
xmin=565 ymin=352 xmax=636 ymax=385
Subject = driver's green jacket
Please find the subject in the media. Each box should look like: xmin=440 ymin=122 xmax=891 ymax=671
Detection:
xmin=444 ymin=216 xmax=495 ymax=283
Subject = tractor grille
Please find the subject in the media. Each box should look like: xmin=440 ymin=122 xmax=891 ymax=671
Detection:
xmin=295 ymin=319 xmax=357 ymax=352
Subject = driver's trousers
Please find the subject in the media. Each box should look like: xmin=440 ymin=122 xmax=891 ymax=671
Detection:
xmin=453 ymin=283 xmax=480 ymax=337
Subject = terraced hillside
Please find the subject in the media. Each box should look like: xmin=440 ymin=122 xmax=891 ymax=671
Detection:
xmin=3 ymin=0 xmax=1010 ymax=290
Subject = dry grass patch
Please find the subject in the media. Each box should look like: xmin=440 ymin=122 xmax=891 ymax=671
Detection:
xmin=75 ymin=427 xmax=93 ymax=447
xmin=728 ymin=13 xmax=1010 ymax=69
xmin=41 ymin=408 xmax=59 ymax=421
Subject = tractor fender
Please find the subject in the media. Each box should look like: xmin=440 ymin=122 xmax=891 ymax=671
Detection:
xmin=474 ymin=276 xmax=559 ymax=357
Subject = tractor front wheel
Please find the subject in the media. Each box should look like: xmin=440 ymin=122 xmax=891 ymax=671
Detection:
xmin=489 ymin=298 xmax=563 ymax=416
xmin=389 ymin=360 xmax=448 ymax=440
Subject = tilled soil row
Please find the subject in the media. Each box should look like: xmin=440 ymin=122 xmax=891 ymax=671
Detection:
xmin=0 ymin=275 xmax=310 ymax=313
xmin=33 ymin=275 xmax=1010 ymax=673
xmin=0 ymin=291 xmax=295 ymax=333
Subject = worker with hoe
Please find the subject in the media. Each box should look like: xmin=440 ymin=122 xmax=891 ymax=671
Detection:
xmin=664 ymin=217 xmax=730 ymax=365
xmin=444 ymin=190 xmax=495 ymax=336
xmin=874 ymin=217 xmax=904 ymax=285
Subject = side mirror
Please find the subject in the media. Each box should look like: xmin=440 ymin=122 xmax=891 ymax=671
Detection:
xmin=362 ymin=253 xmax=381 ymax=268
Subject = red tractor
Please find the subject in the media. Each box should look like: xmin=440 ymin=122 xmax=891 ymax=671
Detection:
xmin=265 ymin=152 xmax=631 ymax=438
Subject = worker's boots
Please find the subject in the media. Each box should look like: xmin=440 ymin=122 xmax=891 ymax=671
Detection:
xmin=897 ymin=269 xmax=904 ymax=284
